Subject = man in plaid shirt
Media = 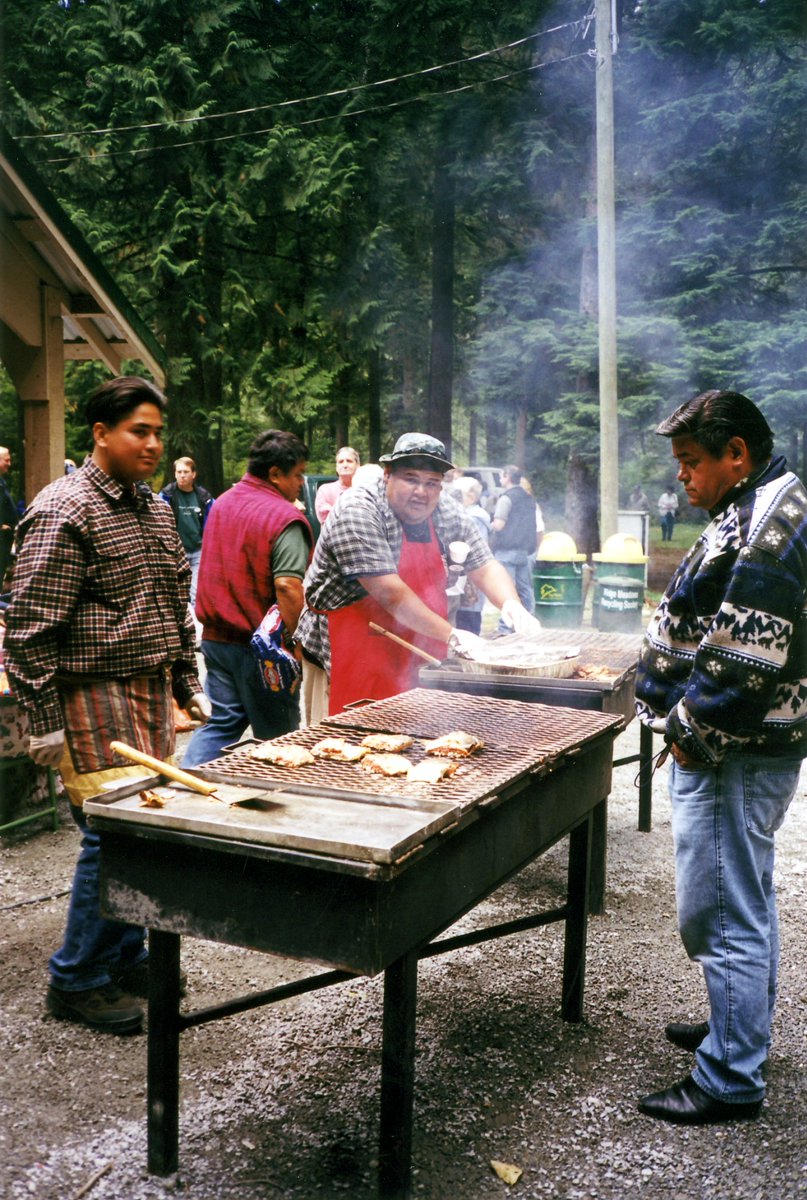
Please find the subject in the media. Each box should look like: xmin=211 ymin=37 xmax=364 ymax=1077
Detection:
xmin=5 ymin=376 xmax=209 ymax=1034
xmin=302 ymin=432 xmax=541 ymax=715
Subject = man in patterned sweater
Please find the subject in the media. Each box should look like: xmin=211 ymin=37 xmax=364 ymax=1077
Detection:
xmin=635 ymin=389 xmax=807 ymax=1125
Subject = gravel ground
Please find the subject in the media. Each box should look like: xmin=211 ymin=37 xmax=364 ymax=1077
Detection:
xmin=2 ymin=721 xmax=806 ymax=1200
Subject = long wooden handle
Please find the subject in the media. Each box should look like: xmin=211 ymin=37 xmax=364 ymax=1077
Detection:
xmin=368 ymin=621 xmax=443 ymax=665
xmin=109 ymin=741 xmax=219 ymax=796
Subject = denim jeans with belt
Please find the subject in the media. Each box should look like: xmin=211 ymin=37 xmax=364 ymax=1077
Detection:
xmin=49 ymin=804 xmax=146 ymax=991
xmin=669 ymin=754 xmax=801 ymax=1103
xmin=183 ymin=639 xmax=299 ymax=766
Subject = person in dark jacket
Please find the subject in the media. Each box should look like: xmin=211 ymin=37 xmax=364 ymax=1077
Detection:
xmin=159 ymin=456 xmax=214 ymax=608
xmin=491 ymin=464 xmax=538 ymax=627
xmin=635 ymin=389 xmax=807 ymax=1125
xmin=0 ymin=446 xmax=19 ymax=590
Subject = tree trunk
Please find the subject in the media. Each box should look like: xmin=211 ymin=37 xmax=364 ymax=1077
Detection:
xmin=368 ymin=347 xmax=382 ymax=462
xmin=468 ymin=411 xmax=478 ymax=463
xmin=566 ymin=453 xmax=599 ymax=558
xmin=514 ymin=405 xmax=527 ymax=470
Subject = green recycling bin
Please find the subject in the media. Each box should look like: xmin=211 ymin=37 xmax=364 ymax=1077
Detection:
xmin=593 ymin=574 xmax=645 ymax=633
xmin=533 ymin=560 xmax=584 ymax=628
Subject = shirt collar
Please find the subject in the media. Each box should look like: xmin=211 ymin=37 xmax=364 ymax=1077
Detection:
xmin=82 ymin=456 xmax=152 ymax=505
xmin=707 ymin=454 xmax=787 ymax=519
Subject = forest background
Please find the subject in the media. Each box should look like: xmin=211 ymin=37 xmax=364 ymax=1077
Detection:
xmin=1 ymin=0 xmax=805 ymax=550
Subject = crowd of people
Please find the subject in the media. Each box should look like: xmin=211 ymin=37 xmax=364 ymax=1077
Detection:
xmin=1 ymin=379 xmax=805 ymax=1136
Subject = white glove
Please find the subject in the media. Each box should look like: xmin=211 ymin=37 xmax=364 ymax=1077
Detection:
xmin=500 ymin=598 xmax=543 ymax=637
xmin=448 ymin=628 xmax=488 ymax=660
xmin=184 ymin=693 xmax=212 ymax=723
xmin=27 ymin=728 xmax=66 ymax=767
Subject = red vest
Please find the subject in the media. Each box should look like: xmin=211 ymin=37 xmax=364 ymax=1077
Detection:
xmin=196 ymin=474 xmax=311 ymax=644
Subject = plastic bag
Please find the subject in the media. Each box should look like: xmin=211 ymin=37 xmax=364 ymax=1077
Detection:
xmin=250 ymin=605 xmax=302 ymax=697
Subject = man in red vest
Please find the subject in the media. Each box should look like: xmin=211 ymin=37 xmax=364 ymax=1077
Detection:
xmin=183 ymin=429 xmax=313 ymax=764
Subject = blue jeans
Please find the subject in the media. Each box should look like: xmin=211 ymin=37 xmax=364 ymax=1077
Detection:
xmin=186 ymin=548 xmax=202 ymax=608
xmin=49 ymin=805 xmax=146 ymax=992
xmin=183 ymin=639 xmax=299 ymax=766
xmin=670 ymin=755 xmax=801 ymax=1102
xmin=495 ymin=550 xmax=535 ymax=631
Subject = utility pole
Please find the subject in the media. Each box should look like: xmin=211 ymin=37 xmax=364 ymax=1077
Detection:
xmin=596 ymin=0 xmax=619 ymax=542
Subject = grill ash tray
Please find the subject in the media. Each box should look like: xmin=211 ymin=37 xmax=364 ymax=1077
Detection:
xmin=323 ymin=688 xmax=622 ymax=755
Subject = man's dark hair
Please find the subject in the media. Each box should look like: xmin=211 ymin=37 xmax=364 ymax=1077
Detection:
xmin=503 ymin=464 xmax=522 ymax=485
xmin=247 ymin=430 xmax=309 ymax=478
xmin=86 ymin=376 xmax=166 ymax=428
xmin=656 ymin=390 xmax=774 ymax=465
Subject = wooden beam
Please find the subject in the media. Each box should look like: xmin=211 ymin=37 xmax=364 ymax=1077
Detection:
xmin=72 ymin=315 xmax=126 ymax=375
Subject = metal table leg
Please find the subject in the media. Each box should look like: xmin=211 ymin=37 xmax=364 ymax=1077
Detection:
xmin=638 ymin=723 xmax=654 ymax=832
xmin=147 ymin=929 xmax=182 ymax=1176
xmin=588 ymin=797 xmax=607 ymax=916
xmin=379 ymin=950 xmax=418 ymax=1199
xmin=561 ymin=812 xmax=592 ymax=1022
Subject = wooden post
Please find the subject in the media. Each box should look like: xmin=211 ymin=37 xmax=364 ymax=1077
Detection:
xmin=596 ymin=0 xmax=619 ymax=542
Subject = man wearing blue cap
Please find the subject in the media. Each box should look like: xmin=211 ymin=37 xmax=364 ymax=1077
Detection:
xmin=303 ymin=432 xmax=540 ymax=714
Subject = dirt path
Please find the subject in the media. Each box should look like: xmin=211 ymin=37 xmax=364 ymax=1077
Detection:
xmin=2 ymin=722 xmax=806 ymax=1200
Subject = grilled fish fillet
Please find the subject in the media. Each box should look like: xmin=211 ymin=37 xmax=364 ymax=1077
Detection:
xmin=250 ymin=742 xmax=315 ymax=767
xmin=311 ymin=737 xmax=369 ymax=762
xmin=360 ymin=733 xmax=415 ymax=753
xmin=139 ymin=789 xmax=166 ymax=807
xmin=361 ymin=752 xmax=412 ymax=777
xmin=407 ymin=759 xmax=458 ymax=784
xmin=422 ymin=731 xmax=484 ymax=758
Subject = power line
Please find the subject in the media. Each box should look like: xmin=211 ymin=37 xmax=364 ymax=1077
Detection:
xmin=17 ymin=18 xmax=586 ymax=146
xmin=36 ymin=51 xmax=592 ymax=166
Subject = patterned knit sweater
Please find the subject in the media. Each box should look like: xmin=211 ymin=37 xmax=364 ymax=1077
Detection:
xmin=635 ymin=456 xmax=807 ymax=763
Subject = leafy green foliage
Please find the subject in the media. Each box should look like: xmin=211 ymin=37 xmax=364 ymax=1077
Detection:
xmin=1 ymin=0 xmax=805 ymax=520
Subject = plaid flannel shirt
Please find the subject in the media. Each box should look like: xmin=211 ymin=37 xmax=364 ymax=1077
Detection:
xmin=298 ymin=478 xmax=492 ymax=671
xmin=4 ymin=458 xmax=200 ymax=737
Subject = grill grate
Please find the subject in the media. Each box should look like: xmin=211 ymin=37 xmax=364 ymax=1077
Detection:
xmin=324 ymin=688 xmax=621 ymax=752
xmin=192 ymin=693 xmax=621 ymax=810
xmin=545 ymin=628 xmax=642 ymax=675
xmin=196 ymin=730 xmax=543 ymax=809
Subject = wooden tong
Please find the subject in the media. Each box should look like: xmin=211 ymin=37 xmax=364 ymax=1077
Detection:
xmin=368 ymin=622 xmax=442 ymax=665
xmin=109 ymin=740 xmax=224 ymax=799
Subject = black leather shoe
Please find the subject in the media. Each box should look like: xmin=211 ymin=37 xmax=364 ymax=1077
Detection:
xmin=638 ymin=1075 xmax=762 ymax=1124
xmin=665 ymin=1020 xmax=709 ymax=1052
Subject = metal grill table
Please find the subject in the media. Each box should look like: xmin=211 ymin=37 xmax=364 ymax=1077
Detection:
xmin=87 ymin=691 xmax=621 ymax=1199
xmin=419 ymin=630 xmax=655 ymax=911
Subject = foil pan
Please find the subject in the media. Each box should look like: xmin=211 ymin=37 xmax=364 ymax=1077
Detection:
xmin=455 ymin=633 xmax=579 ymax=678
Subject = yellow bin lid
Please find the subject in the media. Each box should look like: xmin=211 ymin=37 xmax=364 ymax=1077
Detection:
xmin=592 ymin=532 xmax=648 ymax=563
xmin=536 ymin=531 xmax=587 ymax=562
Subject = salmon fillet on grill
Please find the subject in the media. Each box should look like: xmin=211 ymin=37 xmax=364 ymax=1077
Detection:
xmin=311 ymin=737 xmax=369 ymax=762
xmin=250 ymin=743 xmax=315 ymax=767
xmin=422 ymin=731 xmax=484 ymax=758
xmin=360 ymin=733 xmax=415 ymax=753
xmin=361 ymin=752 xmax=412 ymax=777
xmin=406 ymin=759 xmax=458 ymax=784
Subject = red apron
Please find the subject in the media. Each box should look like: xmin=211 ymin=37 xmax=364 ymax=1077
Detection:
xmin=328 ymin=522 xmax=449 ymax=715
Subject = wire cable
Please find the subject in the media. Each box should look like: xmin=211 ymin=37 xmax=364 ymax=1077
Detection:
xmin=36 ymin=50 xmax=591 ymax=166
xmin=17 ymin=17 xmax=586 ymax=145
